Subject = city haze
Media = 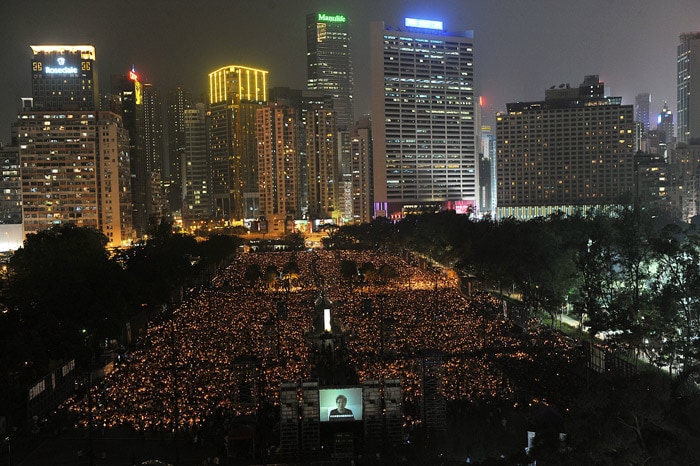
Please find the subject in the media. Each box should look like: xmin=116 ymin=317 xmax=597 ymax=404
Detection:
xmin=1 ymin=0 xmax=700 ymax=139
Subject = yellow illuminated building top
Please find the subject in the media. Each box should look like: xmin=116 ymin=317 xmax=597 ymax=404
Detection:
xmin=30 ymin=45 xmax=96 ymax=60
xmin=208 ymin=66 xmax=268 ymax=104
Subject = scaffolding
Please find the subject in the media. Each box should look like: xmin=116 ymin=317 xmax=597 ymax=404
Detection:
xmin=279 ymin=382 xmax=299 ymax=457
xmin=301 ymin=379 xmax=320 ymax=456
xmin=384 ymin=379 xmax=404 ymax=445
xmin=421 ymin=351 xmax=446 ymax=437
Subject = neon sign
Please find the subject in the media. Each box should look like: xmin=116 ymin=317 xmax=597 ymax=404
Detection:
xmin=318 ymin=13 xmax=346 ymax=23
xmin=129 ymin=70 xmax=138 ymax=81
xmin=405 ymin=17 xmax=443 ymax=30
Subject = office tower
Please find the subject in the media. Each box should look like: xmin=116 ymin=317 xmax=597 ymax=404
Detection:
xmin=658 ymin=102 xmax=675 ymax=152
xmin=306 ymin=12 xmax=354 ymax=130
xmin=182 ymin=103 xmax=210 ymax=224
xmin=306 ymin=107 xmax=337 ymax=221
xmin=496 ymin=75 xmax=635 ymax=220
xmin=167 ymin=85 xmax=192 ymax=212
xmin=111 ymin=69 xmax=148 ymax=236
xmin=208 ymin=65 xmax=268 ymax=220
xmin=370 ymin=18 xmax=478 ymax=218
xmin=350 ymin=117 xmax=373 ymax=223
xmin=678 ymin=33 xmax=700 ymax=145
xmin=30 ymin=45 xmax=98 ymax=110
xmin=256 ymin=103 xmax=301 ymax=233
xmin=479 ymin=126 xmax=497 ymax=217
xmin=96 ymin=111 xmax=133 ymax=245
xmin=635 ymin=93 xmax=651 ymax=135
xmin=141 ymin=83 xmax=166 ymax=219
xmin=307 ymin=12 xmax=354 ymax=223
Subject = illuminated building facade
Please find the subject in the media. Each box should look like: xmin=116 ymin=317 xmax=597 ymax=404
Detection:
xmin=370 ymin=18 xmax=478 ymax=218
xmin=678 ymin=33 xmax=700 ymax=145
xmin=18 ymin=111 xmax=100 ymax=235
xmin=350 ymin=117 xmax=373 ymax=223
xmin=110 ymin=70 xmax=148 ymax=236
xmin=0 ymin=144 xmax=22 ymax=225
xmin=182 ymin=103 xmax=210 ymax=223
xmin=306 ymin=107 xmax=337 ymax=220
xmin=635 ymin=93 xmax=651 ymax=135
xmin=96 ymin=111 xmax=133 ymax=245
xmin=496 ymin=75 xmax=636 ymax=220
xmin=140 ymin=83 xmax=166 ymax=219
xmin=167 ymin=85 xmax=192 ymax=211
xmin=307 ymin=12 xmax=354 ymax=223
xmin=256 ymin=104 xmax=301 ymax=233
xmin=30 ymin=45 xmax=98 ymax=111
xmin=306 ymin=12 xmax=354 ymax=130
xmin=208 ymin=65 xmax=268 ymax=220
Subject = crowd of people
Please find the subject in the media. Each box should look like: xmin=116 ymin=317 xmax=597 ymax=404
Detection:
xmin=68 ymin=249 xmax=579 ymax=434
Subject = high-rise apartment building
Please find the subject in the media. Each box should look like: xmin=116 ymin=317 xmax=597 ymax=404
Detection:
xmin=182 ymin=103 xmax=210 ymax=224
xmin=350 ymin=117 xmax=373 ymax=224
xmin=370 ymin=18 xmax=478 ymax=218
xmin=496 ymin=75 xmax=636 ymax=220
xmin=678 ymin=33 xmax=700 ymax=145
xmin=256 ymin=103 xmax=301 ymax=233
xmin=96 ymin=111 xmax=132 ymax=245
xmin=0 ymin=144 xmax=21 ymax=225
xmin=20 ymin=45 xmax=133 ymax=243
xmin=208 ymin=65 xmax=268 ymax=220
xmin=30 ymin=45 xmax=98 ymax=111
xmin=306 ymin=106 xmax=337 ymax=221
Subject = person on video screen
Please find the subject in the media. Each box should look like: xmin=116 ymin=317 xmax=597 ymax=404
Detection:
xmin=329 ymin=394 xmax=354 ymax=420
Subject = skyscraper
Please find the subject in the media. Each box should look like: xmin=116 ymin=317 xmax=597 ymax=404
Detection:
xmin=307 ymin=12 xmax=354 ymax=223
xmin=256 ymin=103 xmax=301 ymax=233
xmin=182 ymin=103 xmax=210 ymax=224
xmin=657 ymin=101 xmax=674 ymax=154
xmin=635 ymin=93 xmax=651 ymax=134
xmin=306 ymin=107 xmax=337 ymax=220
xmin=677 ymin=32 xmax=700 ymax=145
xmin=167 ymin=85 xmax=192 ymax=212
xmin=208 ymin=65 xmax=268 ymax=220
xmin=30 ymin=45 xmax=98 ymax=111
xmin=20 ymin=45 xmax=133 ymax=243
xmin=306 ymin=12 xmax=354 ymax=130
xmin=496 ymin=75 xmax=635 ymax=220
xmin=370 ymin=18 xmax=478 ymax=218
xmin=350 ymin=117 xmax=373 ymax=224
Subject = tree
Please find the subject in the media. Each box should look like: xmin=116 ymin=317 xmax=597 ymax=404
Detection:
xmin=340 ymin=260 xmax=358 ymax=286
xmin=6 ymin=224 xmax=128 ymax=366
xmin=264 ymin=265 xmax=279 ymax=290
xmin=244 ymin=264 xmax=262 ymax=288
xmin=649 ymin=223 xmax=700 ymax=376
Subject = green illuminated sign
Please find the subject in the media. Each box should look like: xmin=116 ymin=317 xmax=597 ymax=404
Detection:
xmin=318 ymin=13 xmax=346 ymax=23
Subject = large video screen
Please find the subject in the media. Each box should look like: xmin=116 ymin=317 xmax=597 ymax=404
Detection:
xmin=319 ymin=387 xmax=363 ymax=422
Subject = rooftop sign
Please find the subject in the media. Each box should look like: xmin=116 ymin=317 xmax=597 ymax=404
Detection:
xmin=318 ymin=13 xmax=346 ymax=23
xmin=405 ymin=17 xmax=443 ymax=30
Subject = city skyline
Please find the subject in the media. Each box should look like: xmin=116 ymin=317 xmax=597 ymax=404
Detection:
xmin=2 ymin=0 xmax=700 ymax=142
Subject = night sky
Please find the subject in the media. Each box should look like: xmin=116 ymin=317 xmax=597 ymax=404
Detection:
xmin=1 ymin=0 xmax=700 ymax=143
